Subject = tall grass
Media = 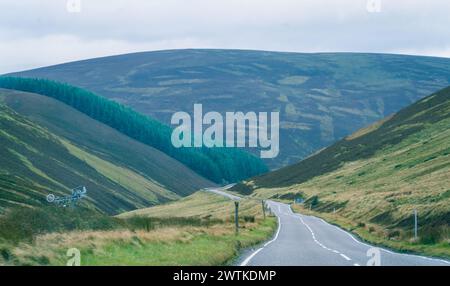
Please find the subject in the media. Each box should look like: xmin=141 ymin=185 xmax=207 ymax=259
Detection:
xmin=0 ymin=205 xmax=227 ymax=244
xmin=0 ymin=206 xmax=120 ymax=243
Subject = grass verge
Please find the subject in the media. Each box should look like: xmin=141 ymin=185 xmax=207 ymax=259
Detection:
xmin=290 ymin=203 xmax=449 ymax=259
xmin=0 ymin=217 xmax=276 ymax=266
xmin=0 ymin=192 xmax=277 ymax=265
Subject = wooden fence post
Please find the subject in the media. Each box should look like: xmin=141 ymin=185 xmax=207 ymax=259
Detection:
xmin=234 ymin=201 xmax=239 ymax=234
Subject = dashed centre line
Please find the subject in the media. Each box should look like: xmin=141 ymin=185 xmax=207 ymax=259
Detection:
xmin=340 ymin=254 xmax=351 ymax=261
xmin=298 ymin=215 xmax=354 ymax=264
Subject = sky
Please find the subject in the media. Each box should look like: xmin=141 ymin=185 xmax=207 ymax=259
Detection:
xmin=1 ymin=0 xmax=450 ymax=74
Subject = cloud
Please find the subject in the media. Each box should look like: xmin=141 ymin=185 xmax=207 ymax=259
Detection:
xmin=1 ymin=0 xmax=449 ymax=73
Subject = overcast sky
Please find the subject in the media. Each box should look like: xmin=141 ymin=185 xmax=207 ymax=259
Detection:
xmin=1 ymin=0 xmax=449 ymax=74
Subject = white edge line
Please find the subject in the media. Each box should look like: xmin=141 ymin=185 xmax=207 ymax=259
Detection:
xmin=240 ymin=208 xmax=282 ymax=266
xmin=315 ymin=217 xmax=450 ymax=265
xmin=240 ymin=248 xmax=263 ymax=266
xmin=264 ymin=215 xmax=281 ymax=247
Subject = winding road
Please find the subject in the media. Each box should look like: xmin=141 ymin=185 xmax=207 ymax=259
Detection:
xmin=238 ymin=201 xmax=450 ymax=266
xmin=203 ymin=184 xmax=240 ymax=201
xmin=203 ymin=187 xmax=449 ymax=266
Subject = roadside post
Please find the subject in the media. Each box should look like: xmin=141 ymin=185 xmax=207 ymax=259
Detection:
xmin=262 ymin=200 xmax=266 ymax=219
xmin=234 ymin=201 xmax=239 ymax=234
xmin=414 ymin=209 xmax=418 ymax=240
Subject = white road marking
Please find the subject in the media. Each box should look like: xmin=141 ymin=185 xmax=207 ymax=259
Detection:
xmin=316 ymin=217 xmax=450 ymax=265
xmin=298 ymin=215 xmax=353 ymax=263
xmin=241 ymin=201 xmax=450 ymax=266
xmin=240 ymin=210 xmax=281 ymax=266
xmin=263 ymin=215 xmax=281 ymax=247
xmin=340 ymin=254 xmax=351 ymax=261
xmin=240 ymin=247 xmax=264 ymax=266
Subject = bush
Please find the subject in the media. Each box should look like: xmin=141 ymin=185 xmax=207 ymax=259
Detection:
xmin=308 ymin=196 xmax=319 ymax=207
xmin=0 ymin=248 xmax=12 ymax=261
xmin=242 ymin=216 xmax=255 ymax=223
xmin=387 ymin=229 xmax=400 ymax=239
xmin=419 ymin=226 xmax=445 ymax=245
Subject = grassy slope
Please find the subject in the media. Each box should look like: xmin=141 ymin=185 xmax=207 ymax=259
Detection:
xmin=1 ymin=192 xmax=276 ymax=266
xmin=0 ymin=89 xmax=213 ymax=214
xmin=233 ymin=87 xmax=450 ymax=257
xmin=120 ymin=191 xmax=263 ymax=220
xmin=9 ymin=50 xmax=450 ymax=169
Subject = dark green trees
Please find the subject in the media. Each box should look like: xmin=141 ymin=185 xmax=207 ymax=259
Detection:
xmin=0 ymin=76 xmax=268 ymax=183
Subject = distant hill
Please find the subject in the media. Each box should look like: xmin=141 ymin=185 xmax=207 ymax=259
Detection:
xmin=232 ymin=87 xmax=450 ymax=248
xmin=8 ymin=49 xmax=450 ymax=168
xmin=0 ymin=88 xmax=214 ymax=215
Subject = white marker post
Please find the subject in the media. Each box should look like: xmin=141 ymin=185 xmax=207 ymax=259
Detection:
xmin=262 ymin=200 xmax=266 ymax=219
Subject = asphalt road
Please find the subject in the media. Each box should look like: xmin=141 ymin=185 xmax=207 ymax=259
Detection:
xmin=203 ymin=184 xmax=240 ymax=201
xmin=237 ymin=201 xmax=450 ymax=266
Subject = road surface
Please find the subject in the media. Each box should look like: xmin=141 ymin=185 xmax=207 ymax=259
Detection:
xmin=238 ymin=201 xmax=450 ymax=266
xmin=203 ymin=184 xmax=240 ymax=201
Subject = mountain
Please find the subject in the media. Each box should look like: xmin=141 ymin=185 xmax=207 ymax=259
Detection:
xmin=8 ymin=49 xmax=450 ymax=169
xmin=232 ymin=86 xmax=450 ymax=245
xmin=0 ymin=88 xmax=214 ymax=215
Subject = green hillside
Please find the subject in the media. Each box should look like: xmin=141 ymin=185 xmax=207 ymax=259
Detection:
xmin=8 ymin=50 xmax=450 ymax=169
xmin=0 ymin=88 xmax=214 ymax=214
xmin=233 ymin=87 xmax=450 ymax=257
xmin=0 ymin=77 xmax=268 ymax=183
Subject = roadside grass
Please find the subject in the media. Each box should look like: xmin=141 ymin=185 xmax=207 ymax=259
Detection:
xmin=78 ymin=219 xmax=275 ymax=266
xmin=1 ymin=218 xmax=275 ymax=266
xmin=0 ymin=192 xmax=277 ymax=265
xmin=290 ymin=204 xmax=449 ymax=259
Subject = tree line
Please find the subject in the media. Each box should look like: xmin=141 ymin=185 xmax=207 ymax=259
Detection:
xmin=0 ymin=76 xmax=268 ymax=183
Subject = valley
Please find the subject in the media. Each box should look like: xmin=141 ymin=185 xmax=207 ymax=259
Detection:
xmin=9 ymin=50 xmax=450 ymax=169
xmin=0 ymin=50 xmax=449 ymax=265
